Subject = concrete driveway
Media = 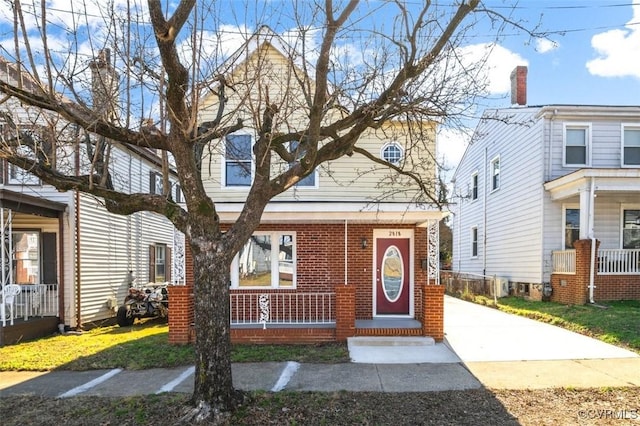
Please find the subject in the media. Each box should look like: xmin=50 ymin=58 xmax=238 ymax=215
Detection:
xmin=444 ymin=296 xmax=638 ymax=362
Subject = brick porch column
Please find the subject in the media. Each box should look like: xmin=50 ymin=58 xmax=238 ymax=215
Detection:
xmin=572 ymin=239 xmax=599 ymax=305
xmin=335 ymin=284 xmax=356 ymax=341
xmin=168 ymin=284 xmax=194 ymax=344
xmin=168 ymin=242 xmax=195 ymax=344
xmin=422 ymin=284 xmax=444 ymax=341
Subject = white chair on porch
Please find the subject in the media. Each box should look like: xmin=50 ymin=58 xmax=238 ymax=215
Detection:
xmin=1 ymin=284 xmax=22 ymax=327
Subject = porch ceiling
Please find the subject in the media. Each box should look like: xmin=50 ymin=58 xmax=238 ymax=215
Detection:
xmin=216 ymin=201 xmax=446 ymax=226
xmin=544 ymin=168 xmax=640 ymax=201
xmin=0 ymin=189 xmax=67 ymax=217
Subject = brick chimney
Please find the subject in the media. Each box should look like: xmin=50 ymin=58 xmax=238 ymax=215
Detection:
xmin=89 ymin=49 xmax=119 ymax=122
xmin=510 ymin=66 xmax=527 ymax=106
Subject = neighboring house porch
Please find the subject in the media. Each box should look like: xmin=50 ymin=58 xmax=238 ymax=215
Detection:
xmin=0 ymin=189 xmax=65 ymax=345
xmin=546 ymin=169 xmax=640 ymax=304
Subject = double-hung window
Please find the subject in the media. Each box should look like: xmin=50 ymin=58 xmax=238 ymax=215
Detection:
xmin=564 ymin=124 xmax=590 ymax=166
xmin=289 ymin=141 xmax=316 ymax=187
xmin=564 ymin=207 xmax=580 ymax=249
xmin=490 ymin=156 xmax=500 ymax=192
xmin=470 ymin=226 xmax=478 ymax=258
xmin=149 ymin=172 xmax=163 ymax=195
xmin=225 ymin=134 xmax=253 ymax=186
xmin=149 ymin=243 xmax=171 ymax=283
xmin=622 ymin=209 xmax=640 ymax=249
xmin=622 ymin=125 xmax=640 ymax=167
xmin=470 ymin=172 xmax=478 ymax=200
xmin=13 ymin=231 xmax=40 ymax=284
xmin=231 ymin=232 xmax=296 ymax=288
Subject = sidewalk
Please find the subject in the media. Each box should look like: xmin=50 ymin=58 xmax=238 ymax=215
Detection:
xmin=0 ymin=296 xmax=639 ymax=397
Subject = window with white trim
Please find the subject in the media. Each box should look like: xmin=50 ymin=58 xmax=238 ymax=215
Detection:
xmin=564 ymin=124 xmax=590 ymax=166
xmin=470 ymin=172 xmax=478 ymax=200
xmin=490 ymin=156 xmax=500 ymax=191
xmin=224 ymin=134 xmax=253 ymax=186
xmin=149 ymin=172 xmax=163 ymax=195
xmin=564 ymin=207 xmax=580 ymax=249
xmin=471 ymin=226 xmax=478 ymax=258
xmin=622 ymin=125 xmax=640 ymax=166
xmin=231 ymin=232 xmax=296 ymax=288
xmin=381 ymin=142 xmax=403 ymax=164
xmin=622 ymin=209 xmax=640 ymax=249
xmin=289 ymin=141 xmax=316 ymax=187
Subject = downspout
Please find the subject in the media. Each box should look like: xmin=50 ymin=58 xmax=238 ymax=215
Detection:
xmin=483 ymin=147 xmax=488 ymax=276
xmin=344 ymin=219 xmax=348 ymax=284
xmin=74 ymin=132 xmax=82 ymax=328
xmin=588 ymin=177 xmax=596 ymax=304
xmin=58 ymin=212 xmax=65 ymax=325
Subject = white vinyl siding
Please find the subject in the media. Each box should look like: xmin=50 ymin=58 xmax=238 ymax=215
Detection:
xmin=199 ymin=43 xmax=436 ymax=203
xmin=452 ymin=107 xmax=545 ymax=283
xmin=76 ymin=145 xmax=176 ymax=324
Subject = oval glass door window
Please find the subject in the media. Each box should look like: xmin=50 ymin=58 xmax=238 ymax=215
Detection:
xmin=382 ymin=246 xmax=404 ymax=302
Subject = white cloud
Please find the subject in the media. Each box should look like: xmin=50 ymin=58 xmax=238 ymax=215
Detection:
xmin=536 ymin=38 xmax=559 ymax=54
xmin=586 ymin=5 xmax=640 ymax=78
xmin=457 ymin=43 xmax=528 ymax=95
xmin=437 ymin=126 xmax=473 ymax=178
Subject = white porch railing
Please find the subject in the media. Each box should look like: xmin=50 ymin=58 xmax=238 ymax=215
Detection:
xmin=551 ymin=250 xmax=576 ymax=274
xmin=598 ymin=249 xmax=640 ymax=274
xmin=230 ymin=292 xmax=335 ymax=326
xmin=2 ymin=284 xmax=59 ymax=327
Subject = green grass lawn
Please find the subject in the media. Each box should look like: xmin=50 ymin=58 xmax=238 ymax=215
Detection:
xmin=2 ymin=297 xmax=638 ymax=372
xmin=0 ymin=319 xmax=349 ymax=371
xmin=474 ymin=296 xmax=640 ymax=353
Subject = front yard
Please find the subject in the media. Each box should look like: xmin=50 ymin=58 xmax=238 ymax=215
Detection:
xmin=0 ymin=319 xmax=349 ymax=371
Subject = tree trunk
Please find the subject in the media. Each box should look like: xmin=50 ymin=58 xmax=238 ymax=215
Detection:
xmin=188 ymin=233 xmax=243 ymax=419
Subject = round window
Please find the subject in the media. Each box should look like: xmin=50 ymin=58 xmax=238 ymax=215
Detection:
xmin=381 ymin=142 xmax=403 ymax=164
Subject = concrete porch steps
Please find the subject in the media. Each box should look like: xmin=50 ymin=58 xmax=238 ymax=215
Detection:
xmin=347 ymin=336 xmax=460 ymax=364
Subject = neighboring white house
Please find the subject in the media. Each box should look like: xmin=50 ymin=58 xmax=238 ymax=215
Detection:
xmin=450 ymin=67 xmax=640 ymax=303
xmin=0 ymin=53 xmax=184 ymax=344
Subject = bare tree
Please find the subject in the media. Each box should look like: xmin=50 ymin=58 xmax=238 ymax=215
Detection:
xmin=0 ymin=0 xmax=537 ymax=420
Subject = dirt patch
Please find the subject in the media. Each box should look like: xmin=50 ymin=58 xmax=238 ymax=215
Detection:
xmin=1 ymin=387 xmax=639 ymax=425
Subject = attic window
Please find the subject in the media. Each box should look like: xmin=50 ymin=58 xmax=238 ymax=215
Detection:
xmin=381 ymin=142 xmax=403 ymax=164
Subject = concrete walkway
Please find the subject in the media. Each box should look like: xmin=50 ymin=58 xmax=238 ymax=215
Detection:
xmin=1 ymin=296 xmax=639 ymax=396
xmin=442 ymin=296 xmax=640 ymax=389
xmin=444 ymin=296 xmax=637 ymax=361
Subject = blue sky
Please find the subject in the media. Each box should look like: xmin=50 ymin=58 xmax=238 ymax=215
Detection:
xmin=0 ymin=1 xmax=638 ymax=177
xmin=438 ymin=1 xmax=640 ymax=174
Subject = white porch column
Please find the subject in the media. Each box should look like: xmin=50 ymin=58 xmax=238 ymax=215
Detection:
xmin=578 ymin=188 xmax=592 ymax=239
xmin=427 ymin=219 xmax=440 ymax=284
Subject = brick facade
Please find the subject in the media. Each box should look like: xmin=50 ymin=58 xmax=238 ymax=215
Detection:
xmin=551 ymin=239 xmax=640 ymax=305
xmin=167 ymin=223 xmax=444 ymax=344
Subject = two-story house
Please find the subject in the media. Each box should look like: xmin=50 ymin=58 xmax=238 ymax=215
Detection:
xmin=0 ymin=53 xmax=184 ymax=345
xmin=451 ymin=66 xmax=640 ymax=304
xmin=168 ymin=28 xmax=446 ymax=344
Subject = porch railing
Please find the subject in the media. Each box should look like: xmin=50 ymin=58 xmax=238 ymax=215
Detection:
xmin=551 ymin=249 xmax=640 ymax=275
xmin=598 ymin=249 xmax=640 ymax=274
xmin=2 ymin=284 xmax=59 ymax=326
xmin=230 ymin=292 xmax=335 ymax=326
xmin=551 ymin=250 xmax=576 ymax=274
